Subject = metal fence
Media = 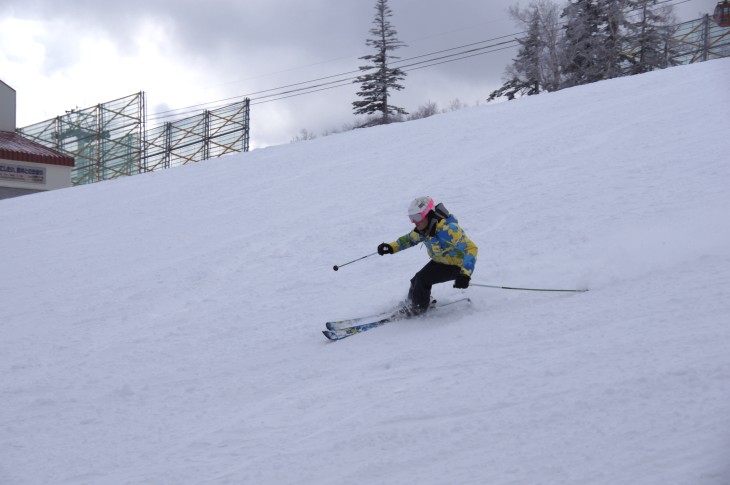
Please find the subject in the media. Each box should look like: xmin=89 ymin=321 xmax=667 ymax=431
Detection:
xmin=672 ymin=14 xmax=730 ymax=64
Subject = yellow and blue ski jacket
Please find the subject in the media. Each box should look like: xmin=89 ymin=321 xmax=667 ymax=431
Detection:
xmin=389 ymin=214 xmax=478 ymax=277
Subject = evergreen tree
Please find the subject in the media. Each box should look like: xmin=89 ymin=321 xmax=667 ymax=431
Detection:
xmin=488 ymin=8 xmax=541 ymax=101
xmin=536 ymin=0 xmax=564 ymax=92
xmin=352 ymin=0 xmax=407 ymax=125
xmin=596 ymin=0 xmax=629 ymax=79
xmin=561 ymin=0 xmax=604 ymax=87
xmin=624 ymin=0 xmax=678 ymax=74
xmin=488 ymin=0 xmax=563 ymax=101
xmin=490 ymin=0 xmax=681 ymax=98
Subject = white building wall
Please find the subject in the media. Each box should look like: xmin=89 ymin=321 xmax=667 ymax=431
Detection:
xmin=0 ymin=159 xmax=73 ymax=199
xmin=0 ymin=80 xmax=74 ymax=200
xmin=0 ymin=80 xmax=16 ymax=132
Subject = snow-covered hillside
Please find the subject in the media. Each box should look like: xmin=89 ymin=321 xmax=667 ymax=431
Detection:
xmin=1 ymin=58 xmax=729 ymax=485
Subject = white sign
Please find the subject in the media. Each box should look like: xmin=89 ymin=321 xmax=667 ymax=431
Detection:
xmin=0 ymin=163 xmax=46 ymax=184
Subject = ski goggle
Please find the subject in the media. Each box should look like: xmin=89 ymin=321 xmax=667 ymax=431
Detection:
xmin=408 ymin=199 xmax=434 ymax=223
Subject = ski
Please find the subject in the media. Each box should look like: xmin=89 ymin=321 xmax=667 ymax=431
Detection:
xmin=324 ymin=309 xmax=396 ymax=330
xmin=322 ymin=317 xmax=392 ymax=341
xmin=322 ymin=298 xmax=471 ymax=341
xmin=326 ymin=297 xmax=470 ymax=331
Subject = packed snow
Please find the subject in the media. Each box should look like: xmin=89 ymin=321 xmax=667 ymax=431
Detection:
xmin=1 ymin=58 xmax=729 ymax=485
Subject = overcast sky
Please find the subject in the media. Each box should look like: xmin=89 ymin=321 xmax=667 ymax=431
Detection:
xmin=0 ymin=0 xmax=719 ymax=148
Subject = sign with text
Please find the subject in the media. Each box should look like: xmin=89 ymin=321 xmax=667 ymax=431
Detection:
xmin=0 ymin=163 xmax=46 ymax=184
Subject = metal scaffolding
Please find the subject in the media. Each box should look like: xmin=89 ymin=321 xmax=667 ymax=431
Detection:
xmin=17 ymin=93 xmax=250 ymax=186
xmin=144 ymin=99 xmax=250 ymax=172
xmin=18 ymin=93 xmax=146 ymax=185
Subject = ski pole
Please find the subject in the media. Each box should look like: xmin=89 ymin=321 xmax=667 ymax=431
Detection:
xmin=471 ymin=283 xmax=588 ymax=293
xmin=333 ymin=252 xmax=378 ymax=271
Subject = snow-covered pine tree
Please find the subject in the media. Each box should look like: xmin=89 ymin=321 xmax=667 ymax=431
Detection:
xmin=488 ymin=7 xmax=542 ymax=101
xmin=536 ymin=0 xmax=564 ymax=92
xmin=596 ymin=0 xmax=629 ymax=80
xmin=624 ymin=0 xmax=678 ymax=74
xmin=490 ymin=0 xmax=682 ymax=97
xmin=352 ymin=0 xmax=407 ymax=125
xmin=561 ymin=0 xmax=605 ymax=88
xmin=488 ymin=0 xmax=563 ymax=101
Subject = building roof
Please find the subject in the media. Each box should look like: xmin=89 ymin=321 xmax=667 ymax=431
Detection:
xmin=0 ymin=131 xmax=75 ymax=167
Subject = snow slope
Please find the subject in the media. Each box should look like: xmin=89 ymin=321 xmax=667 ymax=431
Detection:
xmin=1 ymin=58 xmax=729 ymax=485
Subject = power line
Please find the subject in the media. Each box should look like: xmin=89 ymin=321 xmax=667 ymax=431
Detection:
xmin=249 ymin=46 xmax=521 ymax=106
xmin=252 ymin=38 xmax=522 ymax=104
xmin=147 ymin=32 xmax=524 ymax=123
xmin=250 ymin=41 xmax=522 ymax=106
xmin=148 ymin=0 xmax=698 ymax=122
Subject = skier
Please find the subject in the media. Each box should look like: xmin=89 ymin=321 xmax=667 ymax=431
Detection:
xmin=377 ymin=196 xmax=478 ymax=315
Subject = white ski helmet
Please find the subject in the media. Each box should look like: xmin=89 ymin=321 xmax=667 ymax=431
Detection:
xmin=408 ymin=196 xmax=435 ymax=223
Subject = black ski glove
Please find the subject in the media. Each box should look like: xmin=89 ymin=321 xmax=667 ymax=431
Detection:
xmin=453 ymin=273 xmax=470 ymax=289
xmin=377 ymin=242 xmax=394 ymax=255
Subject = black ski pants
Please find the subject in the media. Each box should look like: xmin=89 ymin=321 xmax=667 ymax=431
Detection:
xmin=408 ymin=260 xmax=462 ymax=311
